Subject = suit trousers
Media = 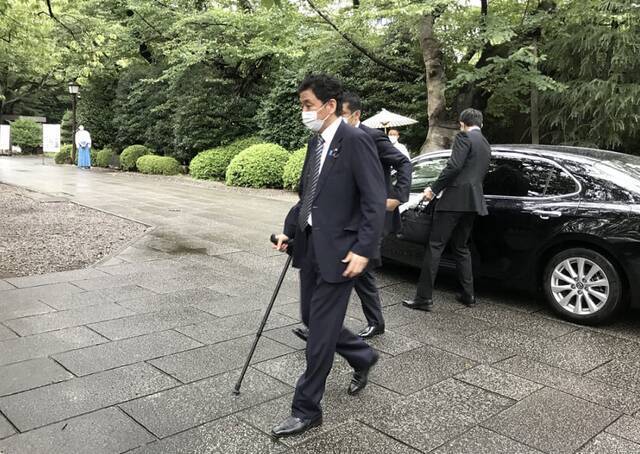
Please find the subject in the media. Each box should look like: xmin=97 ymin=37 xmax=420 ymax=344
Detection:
xmin=354 ymin=269 xmax=385 ymax=327
xmin=416 ymin=211 xmax=476 ymax=301
xmin=292 ymin=230 xmax=376 ymax=420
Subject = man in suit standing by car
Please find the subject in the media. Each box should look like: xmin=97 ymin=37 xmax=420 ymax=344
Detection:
xmin=271 ymin=74 xmax=386 ymax=438
xmin=403 ymin=108 xmax=491 ymax=310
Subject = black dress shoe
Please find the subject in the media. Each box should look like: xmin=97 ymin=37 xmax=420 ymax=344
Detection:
xmin=271 ymin=415 xmax=322 ymax=438
xmin=358 ymin=325 xmax=385 ymax=339
xmin=456 ymin=294 xmax=477 ymax=306
xmin=348 ymin=352 xmax=379 ymax=395
xmin=402 ymin=299 xmax=433 ymax=311
xmin=292 ymin=327 xmax=309 ymax=342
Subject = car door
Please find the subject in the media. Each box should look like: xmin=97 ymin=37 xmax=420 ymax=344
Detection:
xmin=472 ymin=152 xmax=582 ymax=282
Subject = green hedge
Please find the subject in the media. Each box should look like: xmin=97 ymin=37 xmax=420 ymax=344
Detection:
xmin=189 ymin=136 xmax=262 ymax=180
xmin=11 ymin=119 xmax=41 ymax=153
xmin=282 ymin=147 xmax=307 ymax=191
xmin=54 ymin=144 xmax=73 ymax=164
xmin=136 ymin=155 xmax=181 ymax=175
xmin=95 ymin=148 xmax=115 ymax=168
xmin=226 ymin=143 xmax=290 ymax=188
xmin=120 ymin=145 xmax=154 ymax=171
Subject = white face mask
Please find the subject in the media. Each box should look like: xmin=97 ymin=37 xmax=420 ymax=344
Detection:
xmin=389 ymin=135 xmax=399 ymax=144
xmin=302 ymin=104 xmax=329 ymax=132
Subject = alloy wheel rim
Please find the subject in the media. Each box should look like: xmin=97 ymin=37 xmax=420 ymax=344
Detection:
xmin=550 ymin=257 xmax=610 ymax=315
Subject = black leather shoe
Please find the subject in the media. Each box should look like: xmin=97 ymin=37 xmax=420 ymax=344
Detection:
xmin=402 ymin=299 xmax=433 ymax=311
xmin=292 ymin=327 xmax=309 ymax=342
xmin=456 ymin=294 xmax=477 ymax=306
xmin=358 ymin=325 xmax=385 ymax=339
xmin=271 ymin=415 xmax=322 ymax=438
xmin=348 ymin=352 xmax=379 ymax=395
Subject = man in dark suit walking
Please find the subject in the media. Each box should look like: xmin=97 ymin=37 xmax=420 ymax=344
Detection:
xmin=342 ymin=92 xmax=412 ymax=337
xmin=271 ymin=74 xmax=386 ymax=438
xmin=403 ymin=108 xmax=491 ymax=311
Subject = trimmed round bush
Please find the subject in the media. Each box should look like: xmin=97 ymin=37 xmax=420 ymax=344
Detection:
xmin=282 ymin=147 xmax=307 ymax=191
xmin=189 ymin=136 xmax=262 ymax=180
xmin=120 ymin=145 xmax=153 ymax=171
xmin=95 ymin=148 xmax=115 ymax=168
xmin=136 ymin=155 xmax=181 ymax=175
xmin=54 ymin=144 xmax=73 ymax=164
xmin=226 ymin=143 xmax=290 ymax=188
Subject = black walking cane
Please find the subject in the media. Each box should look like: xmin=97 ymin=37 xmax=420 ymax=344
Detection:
xmin=233 ymin=234 xmax=293 ymax=396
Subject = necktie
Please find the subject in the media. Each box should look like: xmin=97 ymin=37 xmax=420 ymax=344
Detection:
xmin=298 ymin=136 xmax=325 ymax=230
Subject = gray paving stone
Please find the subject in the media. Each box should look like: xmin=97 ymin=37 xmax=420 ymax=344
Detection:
xmin=96 ymin=259 xmax=183 ymax=276
xmin=461 ymin=303 xmax=578 ymax=338
xmin=176 ymin=310 xmax=298 ymax=345
xmin=0 ymin=414 xmax=14 ymax=440
xmin=52 ymin=330 xmax=202 ymax=376
xmin=0 ymin=327 xmax=106 ymax=366
xmin=150 ymin=335 xmax=294 ymax=383
xmin=483 ymin=388 xmax=619 ymax=454
xmin=496 ymin=356 xmax=640 ymax=414
xmin=0 ymin=283 xmax=83 ymax=305
xmin=4 ymin=302 xmax=134 ymax=336
xmin=0 ymin=300 xmax=54 ymax=322
xmin=203 ymin=293 xmax=296 ymax=317
xmin=398 ymin=310 xmax=494 ymax=344
xmin=587 ymin=355 xmax=640 ymax=394
xmin=252 ymin=350 xmax=353 ymax=387
xmin=363 ymin=378 xmax=513 ymax=452
xmin=576 ymin=432 xmax=640 ymax=454
xmin=0 ymin=281 xmax=15 ymax=291
xmin=455 ymin=365 xmax=543 ymax=400
xmin=4 ymin=268 xmax=108 ymax=289
xmin=262 ymin=323 xmax=307 ymax=350
xmin=371 ymin=346 xmax=476 ymax=395
xmin=359 ymin=328 xmax=424 ymax=356
xmin=432 ymin=426 xmax=543 ymax=454
xmin=116 ymin=287 xmax=226 ymax=314
xmin=120 ymin=369 xmax=292 ymax=438
xmin=0 ymin=358 xmax=73 ymax=396
xmin=288 ymin=420 xmax=421 ymax=453
xmin=237 ymin=383 xmax=400 ymax=447
xmin=39 ymin=290 xmax=113 ymax=311
xmin=474 ymin=327 xmax=635 ymax=374
xmin=130 ymin=416 xmax=284 ymax=454
xmin=96 ymin=285 xmax=158 ymax=304
xmin=0 ymin=407 xmax=154 ymax=454
xmin=606 ymin=415 xmax=640 ymax=444
xmin=0 ymin=363 xmax=178 ymax=431
xmin=0 ymin=325 xmax=16 ymax=341
xmin=88 ymin=307 xmax=217 ymax=340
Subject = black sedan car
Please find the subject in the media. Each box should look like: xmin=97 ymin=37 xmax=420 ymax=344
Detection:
xmin=381 ymin=145 xmax=640 ymax=324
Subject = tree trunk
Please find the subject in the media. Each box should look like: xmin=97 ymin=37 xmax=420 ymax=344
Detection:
xmin=419 ymin=12 xmax=457 ymax=154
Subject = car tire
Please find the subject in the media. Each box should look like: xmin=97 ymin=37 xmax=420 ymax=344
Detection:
xmin=543 ymin=248 xmax=623 ymax=325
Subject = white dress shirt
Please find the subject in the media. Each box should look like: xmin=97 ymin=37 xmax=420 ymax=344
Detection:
xmin=308 ymin=117 xmax=342 ymax=226
xmin=394 ymin=142 xmax=410 ymax=159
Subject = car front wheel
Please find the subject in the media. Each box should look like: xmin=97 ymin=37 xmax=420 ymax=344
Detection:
xmin=543 ymin=248 xmax=623 ymax=324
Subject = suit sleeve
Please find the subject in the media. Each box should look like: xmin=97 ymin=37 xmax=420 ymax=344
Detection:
xmin=350 ymin=133 xmax=386 ymax=258
xmin=431 ymin=132 xmax=471 ymax=195
xmin=374 ymin=132 xmax=412 ymax=202
xmin=283 ymin=141 xmax=311 ymax=238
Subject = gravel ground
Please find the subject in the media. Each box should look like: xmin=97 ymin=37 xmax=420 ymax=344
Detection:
xmin=0 ymin=184 xmax=148 ymax=278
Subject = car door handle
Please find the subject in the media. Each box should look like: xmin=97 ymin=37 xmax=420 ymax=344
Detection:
xmin=532 ymin=210 xmax=562 ymax=219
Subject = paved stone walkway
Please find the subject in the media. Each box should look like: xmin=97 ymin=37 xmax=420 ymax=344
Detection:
xmin=1 ymin=156 xmax=640 ymax=454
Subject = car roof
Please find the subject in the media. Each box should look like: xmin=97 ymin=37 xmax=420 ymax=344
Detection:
xmin=418 ymin=144 xmax=640 ymax=167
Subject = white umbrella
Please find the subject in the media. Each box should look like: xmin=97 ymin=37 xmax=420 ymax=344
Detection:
xmin=361 ymin=108 xmax=418 ymax=131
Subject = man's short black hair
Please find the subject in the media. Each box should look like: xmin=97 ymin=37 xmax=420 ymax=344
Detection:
xmin=459 ymin=108 xmax=483 ymax=127
xmin=297 ymin=74 xmax=343 ymax=116
xmin=342 ymin=92 xmax=362 ymax=113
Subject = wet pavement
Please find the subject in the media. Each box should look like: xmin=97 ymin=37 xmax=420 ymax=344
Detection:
xmin=1 ymin=156 xmax=640 ymax=454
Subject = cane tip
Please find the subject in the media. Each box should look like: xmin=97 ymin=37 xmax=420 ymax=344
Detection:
xmin=232 ymin=389 xmax=240 ymax=396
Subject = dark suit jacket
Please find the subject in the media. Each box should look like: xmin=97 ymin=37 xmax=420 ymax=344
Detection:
xmin=284 ymin=120 xmax=387 ymax=283
xmin=431 ymin=129 xmax=491 ymax=215
xmin=358 ymin=124 xmax=412 ymax=234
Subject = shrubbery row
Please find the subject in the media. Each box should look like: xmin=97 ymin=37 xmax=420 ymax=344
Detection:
xmin=54 ymin=137 xmax=309 ymax=190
